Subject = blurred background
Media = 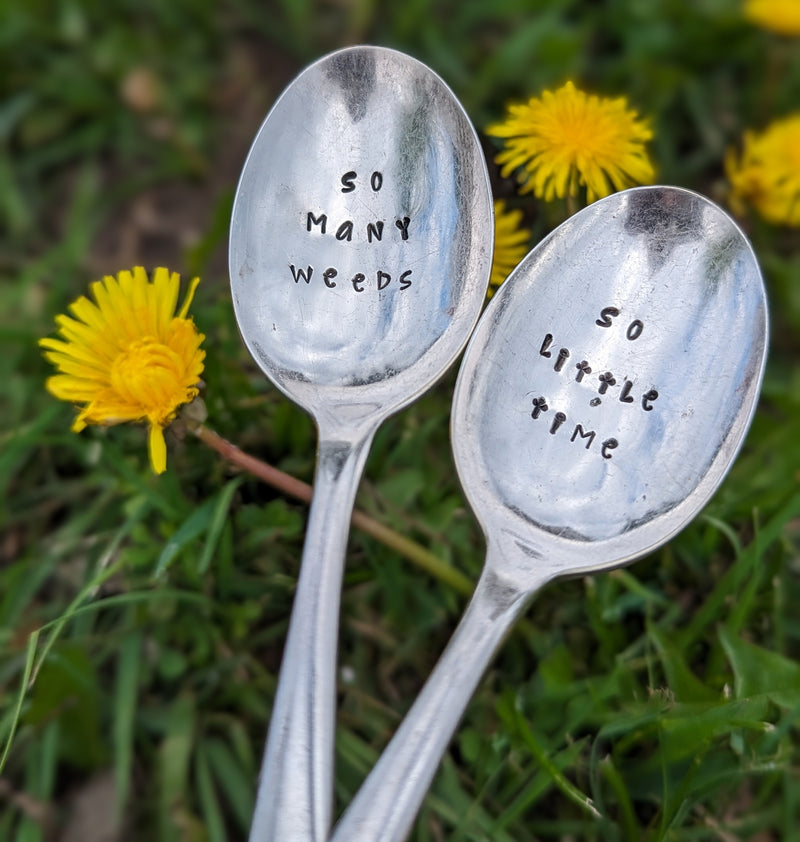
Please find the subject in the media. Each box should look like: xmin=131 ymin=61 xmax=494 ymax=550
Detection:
xmin=2 ymin=1 xmax=799 ymax=840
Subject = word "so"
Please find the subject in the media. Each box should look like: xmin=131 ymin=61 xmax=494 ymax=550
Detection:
xmin=340 ymin=170 xmax=384 ymax=193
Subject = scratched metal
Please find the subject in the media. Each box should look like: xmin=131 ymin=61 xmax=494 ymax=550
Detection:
xmin=230 ymin=46 xmax=492 ymax=431
xmin=456 ymin=185 xmax=767 ymax=578
xmin=229 ymin=46 xmax=493 ymax=842
xmin=330 ymin=186 xmax=768 ymax=842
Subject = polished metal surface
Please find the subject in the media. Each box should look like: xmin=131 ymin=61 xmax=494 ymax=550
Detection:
xmin=230 ymin=45 xmax=493 ymax=432
xmin=331 ymin=186 xmax=768 ymax=842
xmin=229 ymin=45 xmax=493 ymax=842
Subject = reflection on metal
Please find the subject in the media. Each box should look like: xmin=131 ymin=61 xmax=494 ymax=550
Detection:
xmin=229 ymin=46 xmax=493 ymax=842
xmin=331 ymin=186 xmax=768 ymax=842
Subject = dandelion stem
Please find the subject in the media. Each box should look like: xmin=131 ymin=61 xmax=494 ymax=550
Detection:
xmin=190 ymin=423 xmax=475 ymax=597
xmin=566 ymin=193 xmax=579 ymax=217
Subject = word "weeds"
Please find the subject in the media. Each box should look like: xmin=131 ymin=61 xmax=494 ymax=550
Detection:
xmin=288 ymin=170 xmax=415 ymax=294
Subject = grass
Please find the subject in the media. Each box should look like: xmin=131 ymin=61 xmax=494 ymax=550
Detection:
xmin=2 ymin=1 xmax=800 ymax=840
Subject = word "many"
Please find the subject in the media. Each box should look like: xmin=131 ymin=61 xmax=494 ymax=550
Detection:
xmin=306 ymin=212 xmax=411 ymax=244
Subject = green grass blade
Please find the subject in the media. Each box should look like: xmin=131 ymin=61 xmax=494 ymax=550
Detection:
xmin=679 ymin=490 xmax=800 ymax=650
xmin=195 ymin=742 xmax=228 ymax=842
xmin=205 ymin=736 xmax=255 ymax=831
xmin=0 ymin=628 xmax=38 ymax=775
xmin=506 ymin=702 xmax=600 ymax=820
xmin=159 ymin=694 xmax=196 ymax=842
xmin=197 ymin=477 xmax=244 ymax=575
xmin=154 ymin=494 xmax=219 ymax=578
xmin=113 ymin=628 xmax=142 ymax=824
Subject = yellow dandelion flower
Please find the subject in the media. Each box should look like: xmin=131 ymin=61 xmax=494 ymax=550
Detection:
xmin=40 ymin=267 xmax=206 ymax=474
xmin=726 ymin=113 xmax=800 ymax=226
xmin=487 ymin=81 xmax=655 ymax=205
xmin=489 ymin=200 xmax=530 ymax=297
xmin=743 ymin=0 xmax=800 ymax=36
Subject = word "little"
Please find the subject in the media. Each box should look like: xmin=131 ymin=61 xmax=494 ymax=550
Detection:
xmin=540 ymin=334 xmax=659 ymax=411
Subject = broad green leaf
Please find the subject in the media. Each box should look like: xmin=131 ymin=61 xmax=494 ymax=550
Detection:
xmin=649 ymin=627 xmax=717 ymax=703
xmin=657 ymin=698 xmax=771 ymax=763
xmin=205 ymin=736 xmax=255 ymax=831
xmin=719 ymin=626 xmax=800 ymax=708
xmin=376 ymin=468 xmax=426 ymax=509
xmin=537 ymin=643 xmax=575 ymax=691
xmin=24 ymin=644 xmax=104 ymax=768
xmin=155 ymin=494 xmax=219 ymax=577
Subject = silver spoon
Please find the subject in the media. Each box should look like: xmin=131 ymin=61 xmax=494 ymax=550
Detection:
xmin=229 ymin=46 xmax=493 ymax=842
xmin=331 ymin=185 xmax=768 ymax=842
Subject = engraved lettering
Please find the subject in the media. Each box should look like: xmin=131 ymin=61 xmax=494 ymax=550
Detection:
xmin=575 ymin=360 xmax=592 ymax=382
xmin=307 ymin=212 xmax=327 ymax=234
xmin=540 ymin=334 xmax=553 ymax=358
xmin=598 ymin=372 xmax=616 ymax=394
xmin=395 ymin=216 xmax=411 ymax=241
xmin=555 ymin=348 xmax=570 ymax=372
xmin=290 ymin=172 xmax=417 ymax=296
xmin=601 ymin=438 xmax=619 ymax=459
xmin=642 ymin=389 xmax=659 ymax=411
xmin=596 ymin=306 xmax=620 ymax=328
xmin=290 ymin=264 xmax=313 ymax=284
xmin=307 ymin=215 xmax=411 ymax=242
xmin=619 ymin=380 xmax=634 ymax=403
xmin=571 ymin=425 xmax=596 ymax=449
xmin=531 ymin=396 xmax=548 ymax=419
xmin=627 ymin=319 xmax=644 ymax=340
xmin=550 ymin=411 xmax=567 ymax=434
xmin=335 ymin=220 xmax=354 ymax=241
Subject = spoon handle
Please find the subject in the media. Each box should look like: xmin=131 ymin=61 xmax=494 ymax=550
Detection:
xmin=248 ymin=431 xmax=375 ymax=842
xmin=330 ymin=549 xmax=545 ymax=842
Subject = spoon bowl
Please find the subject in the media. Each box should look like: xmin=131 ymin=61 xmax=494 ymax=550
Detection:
xmin=455 ymin=185 xmax=767 ymax=585
xmin=231 ymin=46 xmax=492 ymax=432
xmin=331 ymin=186 xmax=768 ymax=842
xmin=229 ymin=45 xmax=493 ymax=842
